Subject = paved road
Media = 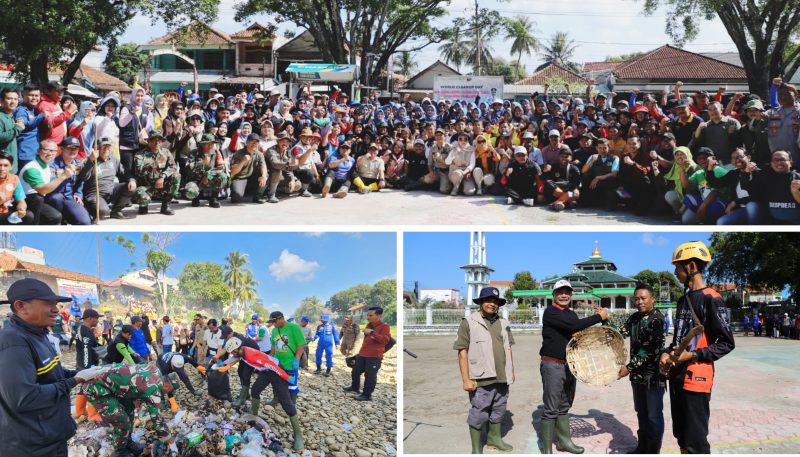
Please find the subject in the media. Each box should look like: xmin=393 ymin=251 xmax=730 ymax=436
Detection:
xmin=402 ymin=332 xmax=800 ymax=454
xmin=101 ymin=189 xmax=672 ymax=226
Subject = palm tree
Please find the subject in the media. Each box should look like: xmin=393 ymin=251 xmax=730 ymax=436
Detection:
xmin=395 ymin=51 xmax=418 ymax=78
xmin=465 ymin=29 xmax=495 ymax=70
xmin=505 ymin=16 xmax=539 ymax=77
xmin=439 ymin=30 xmax=469 ymax=72
xmin=223 ymin=250 xmax=255 ymax=318
xmin=541 ymin=31 xmax=579 ymax=71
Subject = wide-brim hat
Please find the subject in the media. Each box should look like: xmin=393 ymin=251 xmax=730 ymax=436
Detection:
xmin=299 ymin=127 xmax=314 ymax=137
xmin=473 ymin=286 xmax=506 ymax=306
xmin=197 ymin=133 xmax=216 ymax=144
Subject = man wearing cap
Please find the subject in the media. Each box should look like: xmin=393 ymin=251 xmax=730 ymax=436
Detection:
xmin=740 ymin=99 xmax=771 ymax=167
xmin=766 ymin=78 xmax=800 ymax=167
xmin=75 ymin=308 xmax=100 ymax=370
xmin=505 ymin=144 xmax=541 ymax=206
xmin=670 ymin=99 xmax=702 ymax=148
xmin=339 ymin=315 xmax=361 ymax=357
xmin=290 ymin=128 xmax=322 ymax=197
xmin=230 ymin=132 xmax=268 ymax=204
xmin=542 ymin=148 xmax=581 ymax=211
xmin=446 ymin=132 xmax=478 ymax=196
xmin=0 ymin=278 xmax=105 ymax=457
xmin=265 ymin=131 xmax=297 ymax=203
xmin=38 ymin=81 xmax=76 ymax=147
xmin=214 ymin=325 xmax=260 ymax=407
xmin=157 ymin=351 xmax=205 ymax=398
xmin=312 ymin=314 xmax=340 ymax=377
xmin=539 ymin=280 xmax=608 ymax=454
xmin=692 ymin=102 xmax=742 ymax=164
xmin=268 ymin=311 xmax=306 ymax=403
xmin=321 ymin=141 xmax=355 ymax=198
xmin=541 ymin=129 xmax=572 ymax=167
xmin=353 ymin=142 xmax=386 ymax=194
xmin=78 ymin=136 xmax=135 ymax=220
xmin=453 ymin=287 xmax=515 ymax=453
xmin=661 ymin=241 xmax=734 ymax=454
xmin=81 ymin=364 xmax=180 ymax=457
xmin=185 ymin=133 xmax=227 ymax=208
xmin=44 ymin=136 xmax=92 ymax=224
xmin=129 ymin=315 xmax=152 ymax=361
xmin=424 ymin=128 xmax=454 ymax=193
xmin=133 ymin=131 xmax=179 ymax=215
xmin=20 ymin=139 xmax=70 ymax=224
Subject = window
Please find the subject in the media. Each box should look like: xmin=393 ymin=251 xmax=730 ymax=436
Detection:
xmin=242 ymin=45 xmax=272 ymax=64
xmin=202 ymin=51 xmax=224 ymax=70
xmin=175 ymin=50 xmax=194 ymax=70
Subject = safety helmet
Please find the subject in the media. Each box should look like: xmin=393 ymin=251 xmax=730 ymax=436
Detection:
xmin=671 ymin=241 xmax=711 ymax=265
xmin=184 ymin=181 xmax=200 ymax=200
xmin=224 ymin=336 xmax=242 ymax=353
xmin=171 ymin=355 xmax=185 ymax=369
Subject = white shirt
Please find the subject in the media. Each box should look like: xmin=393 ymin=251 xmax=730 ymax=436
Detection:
xmin=205 ymin=328 xmax=222 ymax=350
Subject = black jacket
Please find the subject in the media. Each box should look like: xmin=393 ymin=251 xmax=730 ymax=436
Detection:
xmin=540 ymin=305 xmax=603 ymax=360
xmin=75 ymin=324 xmax=99 ymax=369
xmin=0 ymin=315 xmax=78 ymax=456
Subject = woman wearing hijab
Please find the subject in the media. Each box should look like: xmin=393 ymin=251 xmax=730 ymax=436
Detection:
xmin=663 ymin=146 xmax=699 ymax=219
xmin=161 ymin=100 xmax=187 ymax=152
xmin=93 ymin=96 xmax=120 ymax=158
xmin=203 ymin=98 xmax=220 ymax=127
xmin=117 ymin=87 xmax=149 ymax=175
xmin=68 ymin=101 xmax=96 ymax=160
xmin=152 ymin=94 xmax=169 ymax=132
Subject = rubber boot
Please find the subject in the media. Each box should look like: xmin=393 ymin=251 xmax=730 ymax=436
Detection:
xmin=324 ymin=367 xmax=331 ymax=377
xmin=647 ymin=438 xmax=662 ymax=454
xmin=87 ymin=402 xmax=102 ymax=422
xmin=469 ymin=426 xmax=483 ymax=454
xmin=540 ymin=419 xmax=555 ymax=454
xmin=250 ymin=398 xmax=261 ymax=416
xmin=160 ymin=200 xmax=174 ymax=215
xmin=555 ymin=415 xmax=584 ymax=454
xmin=289 ymin=414 xmax=304 ymax=451
xmin=314 ymin=365 xmax=322 ymax=375
xmin=486 ymin=422 xmax=513 ymax=452
xmin=74 ymin=394 xmax=87 ymax=418
xmin=191 ymin=197 xmax=200 ymax=207
xmin=628 ymin=431 xmax=646 ymax=454
xmin=209 ymin=196 xmax=220 ymax=208
xmin=231 ymin=388 xmax=249 ymax=407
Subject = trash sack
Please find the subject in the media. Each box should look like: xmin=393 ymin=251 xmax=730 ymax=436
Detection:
xmin=238 ymin=440 xmax=265 ymax=457
xmin=207 ymin=368 xmax=232 ymax=402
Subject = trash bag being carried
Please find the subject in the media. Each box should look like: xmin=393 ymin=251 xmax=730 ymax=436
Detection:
xmin=207 ymin=368 xmax=233 ymax=402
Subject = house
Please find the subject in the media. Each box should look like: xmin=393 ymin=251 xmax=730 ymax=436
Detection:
xmin=399 ymin=60 xmax=461 ymax=100
xmin=609 ymin=45 xmax=748 ymax=92
xmin=507 ymin=62 xmax=590 ymax=100
xmin=0 ymin=249 xmax=102 ymax=305
xmin=273 ymin=30 xmax=326 ymax=78
xmin=419 ymin=288 xmax=461 ymax=306
xmin=0 ymin=63 xmax=131 ymax=97
xmin=100 ymin=278 xmax=155 ymax=303
xmin=702 ymin=52 xmax=800 ymax=85
xmin=581 ymin=61 xmax=623 ymax=92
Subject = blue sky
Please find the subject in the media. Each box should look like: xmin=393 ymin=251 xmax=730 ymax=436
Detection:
xmin=12 ymin=232 xmax=396 ymax=315
xmin=86 ymin=0 xmax=739 ymax=73
xmin=404 ymin=232 xmax=718 ymax=296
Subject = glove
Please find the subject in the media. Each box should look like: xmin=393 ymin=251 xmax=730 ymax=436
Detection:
xmin=75 ymin=366 xmax=109 ymax=383
xmin=196 ymin=365 xmax=206 ymax=376
xmin=291 ymin=358 xmax=300 ymax=371
xmin=217 ymin=365 xmax=230 ymax=373
xmin=188 ymin=348 xmax=195 ymax=357
xmin=168 ymin=397 xmax=179 ymax=414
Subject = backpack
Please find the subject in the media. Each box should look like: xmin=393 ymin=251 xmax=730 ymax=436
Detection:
xmin=385 ymin=335 xmax=396 ymax=352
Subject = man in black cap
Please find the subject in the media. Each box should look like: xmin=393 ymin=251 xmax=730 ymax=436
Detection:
xmin=210 ymin=324 xmax=259 ymax=407
xmin=75 ymin=308 xmax=100 ymax=370
xmin=0 ymin=278 xmax=106 ymax=457
xmin=267 ymin=311 xmax=306 ymax=405
xmin=230 ymin=132 xmax=268 ymax=204
xmin=453 ymin=286 xmax=515 ymax=454
xmin=539 ymin=280 xmax=608 ymax=454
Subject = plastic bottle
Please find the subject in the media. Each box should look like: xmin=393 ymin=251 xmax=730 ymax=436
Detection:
xmin=385 ymin=443 xmax=397 ymax=456
xmin=342 ymin=423 xmax=353 ymax=432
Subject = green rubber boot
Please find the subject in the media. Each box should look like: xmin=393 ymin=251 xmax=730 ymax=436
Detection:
xmin=555 ymin=415 xmax=584 ymax=454
xmin=250 ymin=398 xmax=260 ymax=416
xmin=290 ymin=414 xmax=304 ymax=451
xmin=231 ymin=388 xmax=249 ymax=407
xmin=540 ymin=419 xmax=555 ymax=454
xmin=486 ymin=422 xmax=513 ymax=452
xmin=469 ymin=426 xmax=483 ymax=454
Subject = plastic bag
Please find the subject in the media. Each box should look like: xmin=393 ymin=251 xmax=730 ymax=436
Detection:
xmin=207 ymin=369 xmax=232 ymax=401
xmin=243 ymin=427 xmax=264 ymax=446
xmin=167 ymin=410 xmax=186 ymax=428
xmin=238 ymin=440 xmax=265 ymax=457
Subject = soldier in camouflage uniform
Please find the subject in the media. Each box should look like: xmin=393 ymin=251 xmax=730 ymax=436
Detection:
xmin=133 ymin=131 xmax=180 ymax=216
xmin=184 ymin=133 xmax=228 ymax=208
xmin=339 ymin=315 xmax=361 ymax=356
xmin=80 ymin=363 xmax=181 ymax=457
xmin=615 ymin=283 xmax=666 ymax=454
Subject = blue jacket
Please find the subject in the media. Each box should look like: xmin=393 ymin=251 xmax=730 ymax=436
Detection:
xmin=130 ymin=328 xmax=150 ymax=355
xmin=0 ymin=315 xmax=78 ymax=456
xmin=49 ymin=156 xmax=85 ymax=198
xmin=12 ymin=105 xmax=45 ymax=162
xmin=313 ymin=323 xmax=340 ymax=346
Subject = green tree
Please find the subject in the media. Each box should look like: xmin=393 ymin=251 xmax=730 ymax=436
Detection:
xmin=504 ymin=271 xmax=539 ymax=305
xmin=633 ymin=269 xmax=682 ymax=305
xmin=708 ymin=232 xmax=800 ymax=305
xmin=504 ymin=16 xmax=539 ymax=77
xmin=293 ymin=296 xmax=326 ymax=323
xmin=640 ymin=0 xmax=800 ymax=97
xmin=177 ymin=261 xmax=232 ymax=315
xmin=327 ymin=283 xmax=373 ymax=315
xmin=103 ymin=42 xmax=149 ymax=86
xmin=0 ymin=0 xmax=219 ymax=86
xmin=108 ymin=233 xmax=178 ymax=315
xmin=223 ymin=251 xmax=258 ymax=319
xmin=438 ymin=30 xmax=469 ymax=72
xmin=541 ymin=31 xmax=580 ymax=72
xmin=484 ymin=57 xmax=526 ymax=84
xmin=236 ymin=0 xmax=449 ymax=86
xmin=451 ymin=5 xmax=508 ymax=75
xmin=251 ymin=302 xmax=269 ymax=320
xmin=604 ymin=51 xmax=644 ymax=63
xmin=370 ymin=278 xmax=397 ymax=324
xmin=395 ymin=51 xmax=418 ymax=78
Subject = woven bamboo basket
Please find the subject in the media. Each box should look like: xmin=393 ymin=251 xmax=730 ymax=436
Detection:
xmin=566 ymin=326 xmax=627 ymax=386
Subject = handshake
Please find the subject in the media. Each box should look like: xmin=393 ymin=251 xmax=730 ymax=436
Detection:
xmin=594 ymin=306 xmax=608 ymax=321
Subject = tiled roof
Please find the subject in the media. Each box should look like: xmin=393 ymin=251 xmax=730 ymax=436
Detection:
xmin=582 ymin=62 xmax=621 ymax=72
xmin=230 ymin=22 xmax=273 ymax=40
xmin=515 ymin=63 xmax=589 ymax=86
xmin=147 ymin=23 xmax=233 ymax=45
xmin=490 ymin=281 xmax=513 ymax=286
xmin=543 ymin=270 xmax=635 ymax=285
xmin=574 ymin=256 xmax=615 ymax=267
xmin=76 ymin=65 xmax=131 ymax=92
xmin=103 ymin=278 xmax=155 ymax=292
xmin=0 ymin=253 xmax=101 ymax=284
xmin=612 ymin=45 xmax=747 ymax=80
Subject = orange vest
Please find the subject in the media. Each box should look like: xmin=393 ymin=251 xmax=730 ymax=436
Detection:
xmin=0 ymin=174 xmax=19 ymax=214
xmin=682 ymin=332 xmax=714 ymax=393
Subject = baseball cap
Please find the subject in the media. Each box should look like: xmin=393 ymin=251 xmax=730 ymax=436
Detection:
xmin=267 ymin=311 xmax=284 ymax=323
xmin=548 ymin=129 xmax=561 ymax=137
xmin=552 ymin=279 xmax=574 ymax=292
xmin=246 ymin=133 xmax=261 ymax=142
xmin=1 ymin=278 xmax=72 ymax=304
xmin=513 ymin=145 xmax=528 ymax=155
xmin=99 ymin=137 xmax=113 ymax=146
xmin=745 ymin=100 xmax=764 ymax=111
xmin=522 ymin=132 xmax=535 ymax=140
xmin=301 ymin=316 xmax=310 ymax=323
xmin=662 ymin=132 xmax=676 ymax=141
xmin=83 ymin=309 xmax=100 ymax=319
xmin=62 ymin=137 xmax=81 ymax=148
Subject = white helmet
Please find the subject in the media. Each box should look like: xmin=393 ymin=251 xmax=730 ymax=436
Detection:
xmin=224 ymin=337 xmax=243 ymax=354
xmin=171 ymin=355 xmax=185 ymax=369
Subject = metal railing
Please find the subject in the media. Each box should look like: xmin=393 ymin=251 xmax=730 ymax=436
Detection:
xmin=404 ymin=307 xmax=637 ymax=332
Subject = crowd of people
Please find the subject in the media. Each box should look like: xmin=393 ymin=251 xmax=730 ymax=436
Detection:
xmin=1 ymin=77 xmax=799 ymax=224
xmin=0 ymin=278 xmax=392 ymax=457
xmin=742 ymin=311 xmax=800 ymax=339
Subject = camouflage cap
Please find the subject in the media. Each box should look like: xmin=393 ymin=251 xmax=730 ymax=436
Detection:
xmin=198 ymin=133 xmax=216 ymax=144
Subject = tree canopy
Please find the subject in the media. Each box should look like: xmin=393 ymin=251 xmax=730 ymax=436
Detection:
xmin=504 ymin=271 xmax=539 ymax=305
xmin=632 ymin=269 xmax=683 ymax=305
xmin=108 ymin=233 xmax=179 ymax=315
xmin=103 ymin=43 xmax=149 ymax=86
xmin=293 ymin=295 xmax=326 ymax=323
xmin=177 ymin=261 xmax=232 ymax=315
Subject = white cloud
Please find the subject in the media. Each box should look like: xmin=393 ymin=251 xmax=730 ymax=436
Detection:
xmin=268 ymin=249 xmax=320 ymax=282
xmin=304 ymin=232 xmax=325 ymax=238
xmin=641 ymin=233 xmax=669 ymax=246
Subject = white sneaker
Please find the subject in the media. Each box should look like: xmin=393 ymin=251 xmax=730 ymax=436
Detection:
xmin=523 ymin=198 xmax=534 ymax=207
xmin=476 ymin=189 xmax=483 ymax=196
xmin=507 ymin=197 xmax=514 ymax=205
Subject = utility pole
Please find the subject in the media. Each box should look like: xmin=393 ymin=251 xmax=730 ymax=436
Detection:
xmin=474 ymin=0 xmax=481 ymax=76
xmin=96 ymin=233 xmax=101 ymax=282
